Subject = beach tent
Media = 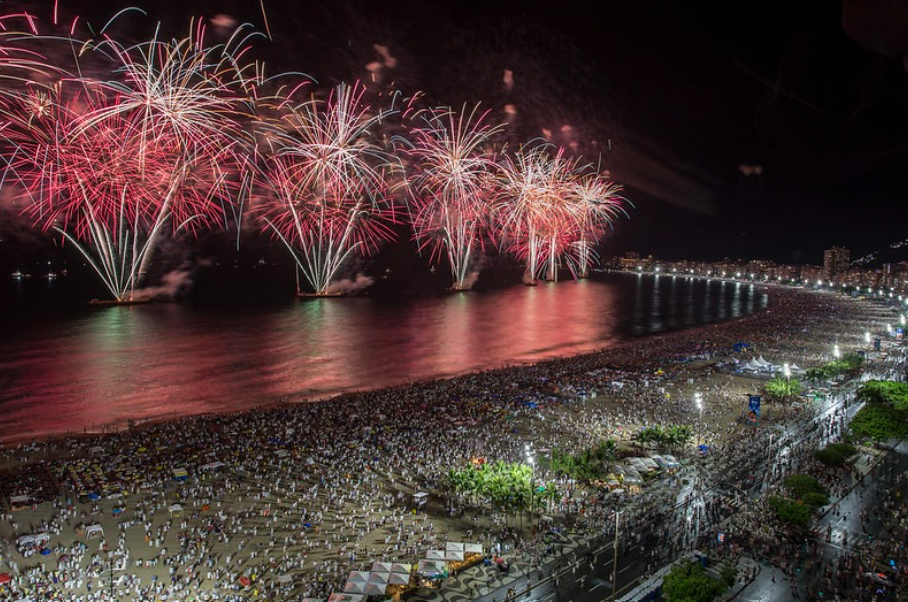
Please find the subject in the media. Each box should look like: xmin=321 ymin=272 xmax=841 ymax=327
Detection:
xmin=390 ymin=563 xmax=412 ymax=575
xmin=371 ymin=562 xmax=393 ymax=573
xmin=425 ymin=550 xmax=446 ymax=561
xmin=445 ymin=550 xmax=465 ymax=561
xmin=199 ymin=462 xmax=225 ymax=471
xmin=17 ymin=533 xmax=49 ymax=548
xmin=278 ymin=574 xmax=293 ymax=585
xmin=790 ymin=364 xmax=805 ymax=373
xmin=85 ymin=524 xmax=104 ymax=539
xmin=343 ymin=581 xmax=366 ymax=594
xmin=417 ymin=560 xmax=448 ymax=578
xmin=445 ymin=542 xmax=465 ymax=551
xmin=0 ymin=573 xmax=11 ymax=584
xmin=346 ymin=571 xmax=370 ymax=584
xmin=413 ymin=492 xmax=429 ymax=507
xmin=9 ymin=495 xmax=29 ymax=506
xmin=464 ymin=543 xmax=483 ymax=554
xmin=172 ymin=468 xmax=188 ymax=482
xmin=756 ymin=356 xmax=773 ymax=368
xmin=169 ymin=504 xmax=182 ymax=517
xmin=89 ymin=446 xmax=105 ymax=457
xmin=387 ymin=572 xmax=410 ymax=585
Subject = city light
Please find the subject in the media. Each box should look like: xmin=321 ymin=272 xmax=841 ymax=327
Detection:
xmin=833 ymin=344 xmax=841 ymax=358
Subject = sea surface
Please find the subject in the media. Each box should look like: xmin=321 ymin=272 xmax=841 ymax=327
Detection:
xmin=0 ymin=272 xmax=767 ymax=443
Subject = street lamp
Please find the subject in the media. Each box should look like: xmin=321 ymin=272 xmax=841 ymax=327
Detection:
xmin=694 ymin=392 xmax=703 ymax=446
xmin=525 ymin=444 xmax=537 ymax=532
xmin=865 ymin=331 xmax=871 ymax=345
xmin=833 ymin=344 xmax=841 ymax=359
xmin=783 ymin=363 xmax=791 ymax=379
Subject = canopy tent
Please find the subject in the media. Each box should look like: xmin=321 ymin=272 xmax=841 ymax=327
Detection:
xmin=89 ymin=446 xmax=105 ymax=456
xmin=371 ymin=562 xmax=393 ymax=573
xmin=445 ymin=542 xmax=465 ymax=551
xmin=345 ymin=571 xmax=370 ymax=584
xmin=417 ymin=560 xmax=448 ymax=578
xmin=199 ymin=461 xmax=225 ymax=471
xmin=445 ymin=550 xmax=465 ymax=561
xmin=85 ymin=524 xmax=104 ymax=538
xmin=425 ymin=550 xmax=446 ymax=561
xmin=169 ymin=504 xmax=183 ymax=517
xmin=387 ymin=572 xmax=410 ymax=585
xmin=278 ymin=574 xmax=293 ymax=584
xmin=413 ymin=492 xmax=429 ymax=506
xmin=343 ymin=582 xmax=366 ymax=594
xmin=790 ymin=364 xmax=805 ymax=373
xmin=9 ymin=495 xmax=30 ymax=505
xmin=464 ymin=543 xmax=483 ymax=554
xmin=17 ymin=533 xmax=49 ymax=547
xmin=0 ymin=573 xmax=11 ymax=584
xmin=756 ymin=356 xmax=774 ymax=368
xmin=390 ymin=563 xmax=412 ymax=574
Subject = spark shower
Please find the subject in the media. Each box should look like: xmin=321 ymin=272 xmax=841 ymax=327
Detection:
xmin=0 ymin=9 xmax=628 ymax=301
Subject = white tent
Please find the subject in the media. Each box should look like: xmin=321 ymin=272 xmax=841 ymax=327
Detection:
xmin=199 ymin=461 xmax=225 ymax=471
xmin=346 ymin=571 xmax=370 ymax=584
xmin=425 ymin=550 xmax=446 ymax=561
xmin=413 ymin=492 xmax=429 ymax=506
xmin=169 ymin=504 xmax=182 ymax=517
xmin=278 ymin=574 xmax=292 ymax=584
xmin=790 ymin=364 xmax=805 ymax=373
xmin=417 ymin=559 xmax=447 ymax=577
xmin=445 ymin=550 xmax=465 ymax=561
xmin=464 ymin=543 xmax=483 ymax=554
xmin=89 ymin=446 xmax=105 ymax=456
xmin=390 ymin=563 xmax=412 ymax=574
xmin=757 ymin=356 xmax=773 ymax=368
xmin=9 ymin=495 xmax=29 ymax=505
xmin=445 ymin=542 xmax=465 ymax=551
xmin=371 ymin=562 xmax=393 ymax=573
xmin=343 ymin=582 xmax=366 ymax=594
xmin=17 ymin=533 xmax=49 ymax=547
xmin=387 ymin=572 xmax=410 ymax=585
xmin=85 ymin=524 xmax=104 ymax=539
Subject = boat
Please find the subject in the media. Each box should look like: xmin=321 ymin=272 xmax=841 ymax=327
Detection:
xmin=11 ymin=270 xmax=29 ymax=280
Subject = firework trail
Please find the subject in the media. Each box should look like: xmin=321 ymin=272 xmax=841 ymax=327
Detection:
xmin=0 ymin=20 xmax=253 ymax=301
xmin=403 ymin=104 xmax=503 ymax=290
xmin=566 ymin=172 xmax=627 ymax=278
xmin=257 ymin=81 xmax=398 ymax=295
xmin=496 ymin=144 xmax=581 ymax=284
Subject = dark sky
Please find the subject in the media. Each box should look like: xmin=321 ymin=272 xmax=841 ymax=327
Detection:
xmin=8 ymin=0 xmax=908 ymax=267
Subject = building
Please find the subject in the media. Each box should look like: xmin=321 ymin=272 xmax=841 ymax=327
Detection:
xmin=823 ymin=247 xmax=851 ymax=282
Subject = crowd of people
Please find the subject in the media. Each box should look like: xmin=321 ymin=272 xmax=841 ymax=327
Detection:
xmin=0 ymin=284 xmax=900 ymax=602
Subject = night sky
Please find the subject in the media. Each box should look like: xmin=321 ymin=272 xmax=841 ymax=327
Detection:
xmin=5 ymin=0 xmax=908 ymax=270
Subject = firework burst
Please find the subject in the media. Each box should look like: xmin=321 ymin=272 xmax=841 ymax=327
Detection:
xmin=404 ymin=104 xmax=503 ymax=290
xmin=256 ymin=81 xmax=398 ymax=295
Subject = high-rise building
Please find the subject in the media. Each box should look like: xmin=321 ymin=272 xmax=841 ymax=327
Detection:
xmin=823 ymin=247 xmax=851 ymax=282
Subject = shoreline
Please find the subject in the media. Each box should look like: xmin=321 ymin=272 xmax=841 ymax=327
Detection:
xmin=0 ymin=281 xmax=895 ymax=602
xmin=1 ymin=276 xmax=772 ymax=449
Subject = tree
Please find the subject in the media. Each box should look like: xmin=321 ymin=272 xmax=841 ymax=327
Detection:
xmin=857 ymin=380 xmax=908 ymax=412
xmin=662 ymin=560 xmax=727 ymax=602
xmin=768 ymin=496 xmax=813 ymax=528
xmin=850 ymin=404 xmax=908 ymax=441
xmin=764 ymin=376 xmax=804 ymax=402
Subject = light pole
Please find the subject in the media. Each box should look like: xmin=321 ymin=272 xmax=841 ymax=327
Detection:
xmin=694 ymin=392 xmax=703 ymax=446
xmin=865 ymin=331 xmax=871 ymax=346
xmin=833 ymin=343 xmax=841 ymax=359
xmin=611 ymin=510 xmax=621 ymax=600
xmin=525 ymin=444 xmax=536 ymax=534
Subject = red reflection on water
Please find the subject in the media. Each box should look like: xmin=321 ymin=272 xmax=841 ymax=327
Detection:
xmin=0 ymin=281 xmax=621 ymax=442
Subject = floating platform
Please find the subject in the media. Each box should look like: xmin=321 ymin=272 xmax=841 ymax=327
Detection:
xmin=89 ymin=299 xmax=152 ymax=307
xmin=296 ymin=291 xmax=345 ymax=299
